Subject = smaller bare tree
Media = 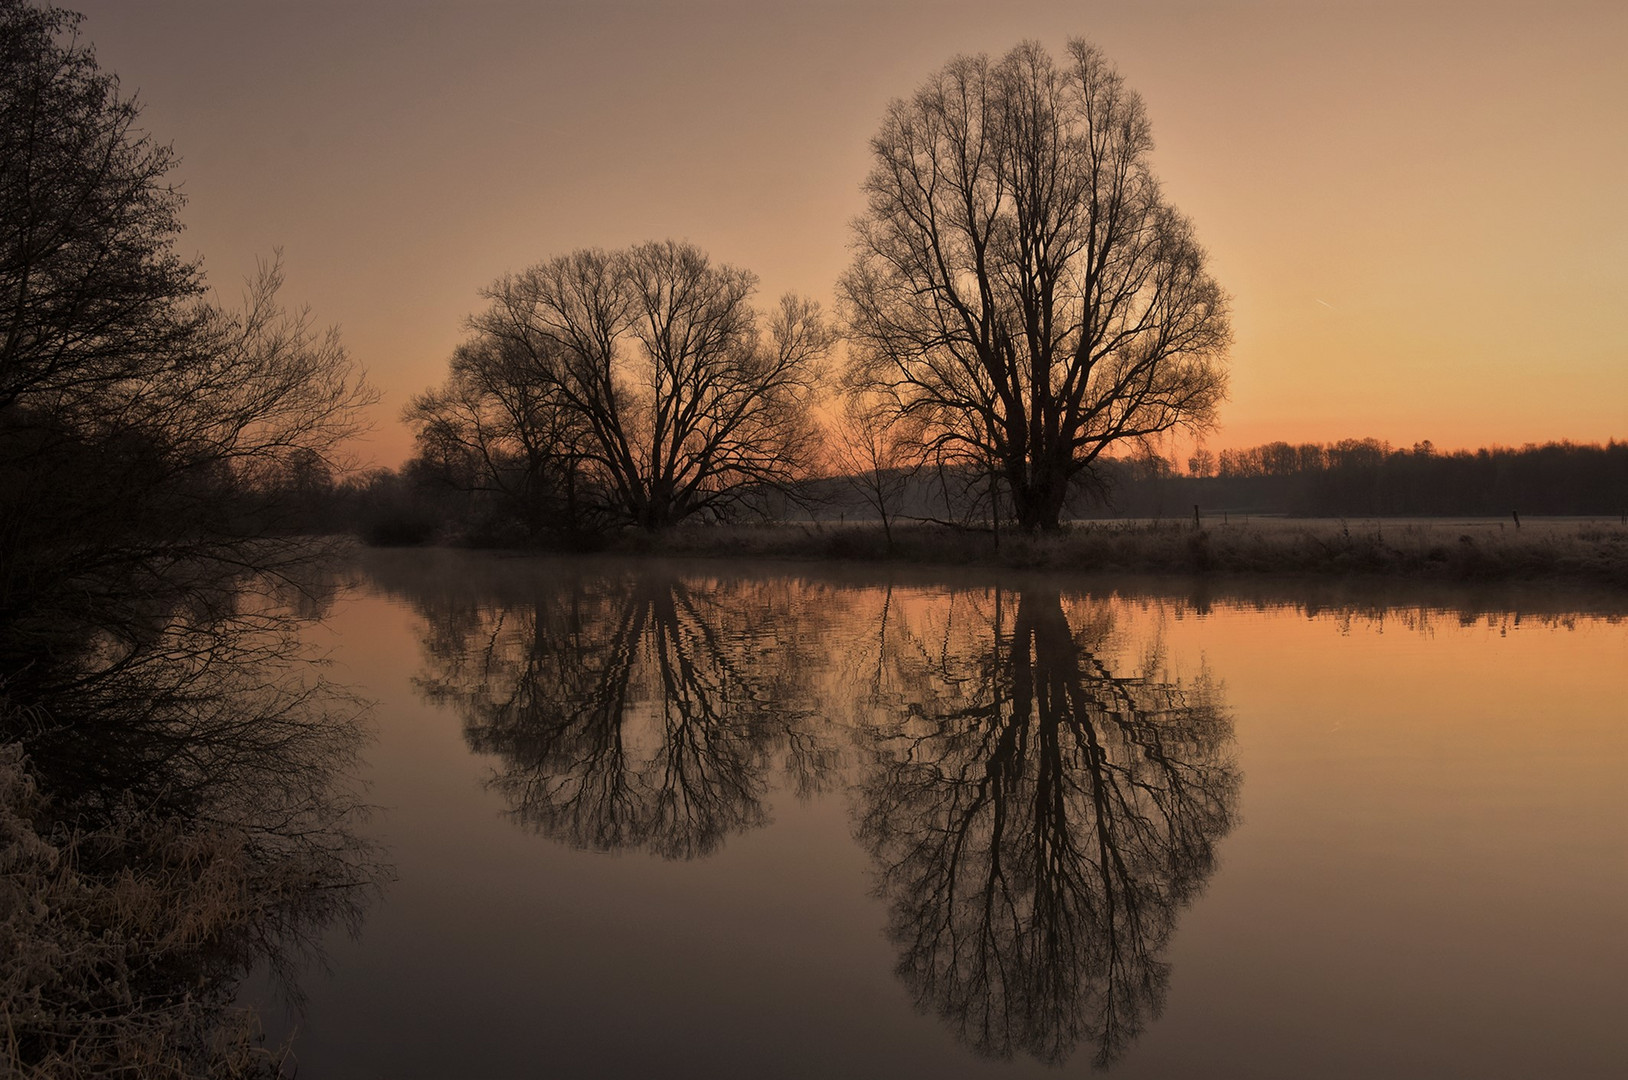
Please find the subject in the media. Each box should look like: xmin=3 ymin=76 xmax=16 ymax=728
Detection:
xmin=455 ymin=241 xmax=832 ymax=530
xmin=404 ymin=331 xmax=595 ymax=537
xmin=829 ymin=393 xmax=926 ymax=549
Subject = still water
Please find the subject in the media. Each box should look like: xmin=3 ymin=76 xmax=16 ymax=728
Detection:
xmin=262 ymin=550 xmax=1626 ymax=1078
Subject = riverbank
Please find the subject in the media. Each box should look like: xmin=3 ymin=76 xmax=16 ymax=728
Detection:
xmin=589 ymin=517 xmax=1628 ymax=589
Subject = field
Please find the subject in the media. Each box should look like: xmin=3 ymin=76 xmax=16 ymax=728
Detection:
xmin=603 ymin=516 xmax=1628 ymax=589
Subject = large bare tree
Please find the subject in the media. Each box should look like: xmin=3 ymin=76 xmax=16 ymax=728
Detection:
xmin=841 ymin=39 xmax=1230 ymax=531
xmin=454 ymin=241 xmax=831 ymax=531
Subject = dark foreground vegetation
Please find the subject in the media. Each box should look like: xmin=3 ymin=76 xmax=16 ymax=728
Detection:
xmin=2 ymin=5 xmax=383 ymax=1075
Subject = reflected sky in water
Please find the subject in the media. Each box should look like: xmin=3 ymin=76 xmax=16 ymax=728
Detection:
xmin=264 ymin=550 xmax=1627 ymax=1078
xmin=3 ymin=559 xmax=385 ymax=1073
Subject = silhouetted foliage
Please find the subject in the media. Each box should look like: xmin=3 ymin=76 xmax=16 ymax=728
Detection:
xmin=842 ymin=39 xmax=1230 ymax=532
xmin=0 ymin=0 xmax=372 ymax=694
xmin=0 ymin=0 xmax=196 ymax=413
xmin=1089 ymin=438 xmax=1628 ymax=519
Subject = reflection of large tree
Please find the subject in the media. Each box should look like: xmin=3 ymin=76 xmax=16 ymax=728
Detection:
xmin=414 ymin=571 xmax=834 ymax=859
xmin=857 ymin=588 xmax=1238 ymax=1068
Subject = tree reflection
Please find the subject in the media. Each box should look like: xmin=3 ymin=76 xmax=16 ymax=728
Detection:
xmin=1 ymin=560 xmax=385 ymax=1077
xmin=412 ymin=570 xmax=836 ymax=859
xmin=856 ymin=587 xmax=1239 ymax=1067
xmin=391 ymin=559 xmax=1240 ymax=1066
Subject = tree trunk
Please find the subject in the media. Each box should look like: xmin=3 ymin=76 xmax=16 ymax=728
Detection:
xmin=1009 ymin=461 xmax=1069 ymax=532
xmin=640 ymin=478 xmax=677 ymax=531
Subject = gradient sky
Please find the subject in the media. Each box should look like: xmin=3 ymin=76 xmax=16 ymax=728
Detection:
xmin=70 ymin=0 xmax=1626 ymax=468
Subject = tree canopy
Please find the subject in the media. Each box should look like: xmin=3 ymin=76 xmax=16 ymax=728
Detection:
xmin=841 ymin=39 xmax=1230 ymax=531
xmin=408 ymin=240 xmax=831 ymax=533
xmin=1 ymin=0 xmax=373 ymax=690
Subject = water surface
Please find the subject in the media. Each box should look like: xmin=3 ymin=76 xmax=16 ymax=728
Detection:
xmin=265 ymin=550 xmax=1626 ymax=1078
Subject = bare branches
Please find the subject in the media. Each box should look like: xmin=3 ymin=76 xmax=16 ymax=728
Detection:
xmin=411 ymin=242 xmax=832 ymax=533
xmin=828 ymin=391 xmax=927 ymax=545
xmin=842 ymin=39 xmax=1230 ymax=530
xmin=1 ymin=3 xmax=374 ymax=704
xmin=1 ymin=10 xmax=385 ymax=1073
xmin=0 ymin=1 xmax=199 ymax=413
xmin=157 ymin=255 xmax=377 ymax=487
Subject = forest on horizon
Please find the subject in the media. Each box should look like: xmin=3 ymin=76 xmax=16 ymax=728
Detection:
xmin=320 ymin=435 xmax=1628 ymax=548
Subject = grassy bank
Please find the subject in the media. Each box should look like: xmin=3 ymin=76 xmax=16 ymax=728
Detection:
xmin=595 ymin=517 xmax=1628 ymax=589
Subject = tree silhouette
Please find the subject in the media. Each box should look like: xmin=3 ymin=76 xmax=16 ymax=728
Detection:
xmin=1 ymin=9 xmax=379 ymax=1070
xmin=842 ymin=39 xmax=1230 ymax=531
xmin=411 ymin=242 xmax=832 ymax=534
xmin=0 ymin=3 xmax=372 ymax=707
xmin=856 ymin=587 xmax=1238 ymax=1066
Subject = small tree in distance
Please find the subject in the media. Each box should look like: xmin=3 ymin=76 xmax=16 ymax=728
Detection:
xmin=829 ymin=392 xmax=927 ymax=548
xmin=841 ymin=39 xmax=1231 ymax=531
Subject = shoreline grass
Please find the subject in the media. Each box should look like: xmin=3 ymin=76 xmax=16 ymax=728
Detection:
xmin=588 ymin=517 xmax=1628 ymax=590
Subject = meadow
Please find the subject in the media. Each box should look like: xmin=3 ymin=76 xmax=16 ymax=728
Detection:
xmin=603 ymin=516 xmax=1628 ymax=589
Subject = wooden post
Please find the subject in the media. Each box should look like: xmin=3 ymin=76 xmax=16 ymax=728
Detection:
xmin=1193 ymin=504 xmax=1201 ymax=529
xmin=1512 ymin=509 xmax=1520 ymax=529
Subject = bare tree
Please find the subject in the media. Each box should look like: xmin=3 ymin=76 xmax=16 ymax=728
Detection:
xmin=404 ymin=330 xmax=595 ymax=537
xmin=2 ymin=254 xmax=375 ymax=682
xmin=1 ymin=11 xmax=386 ymax=1073
xmin=1187 ymin=445 xmax=1216 ymax=479
xmin=841 ymin=39 xmax=1230 ymax=531
xmin=163 ymin=256 xmax=374 ymax=487
xmin=458 ymin=241 xmax=831 ymax=531
xmin=1 ymin=3 xmax=374 ymax=688
xmin=0 ymin=1 xmax=199 ymax=415
xmin=828 ymin=391 xmax=926 ymax=547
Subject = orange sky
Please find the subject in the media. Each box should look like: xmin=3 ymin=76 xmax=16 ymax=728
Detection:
xmin=72 ymin=0 xmax=1626 ymax=469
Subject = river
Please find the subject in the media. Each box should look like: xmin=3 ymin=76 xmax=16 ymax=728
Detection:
xmin=255 ymin=548 xmax=1627 ymax=1078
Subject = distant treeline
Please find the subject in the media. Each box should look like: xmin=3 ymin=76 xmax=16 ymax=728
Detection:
xmin=304 ymin=437 xmax=1628 ymax=546
xmin=1097 ymin=439 xmax=1628 ymax=519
